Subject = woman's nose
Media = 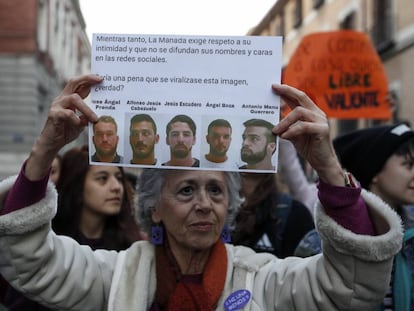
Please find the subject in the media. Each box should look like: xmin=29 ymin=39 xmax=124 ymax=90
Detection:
xmin=194 ymin=190 xmax=212 ymax=211
xmin=109 ymin=176 xmax=122 ymax=192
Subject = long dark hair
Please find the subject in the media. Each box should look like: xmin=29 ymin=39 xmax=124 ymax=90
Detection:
xmin=232 ymin=173 xmax=278 ymax=245
xmin=52 ymin=145 xmax=141 ymax=250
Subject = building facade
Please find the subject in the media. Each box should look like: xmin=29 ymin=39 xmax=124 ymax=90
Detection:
xmin=249 ymin=0 xmax=414 ymax=135
xmin=0 ymin=0 xmax=90 ymax=179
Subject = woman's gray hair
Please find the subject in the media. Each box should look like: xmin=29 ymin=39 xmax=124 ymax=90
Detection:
xmin=135 ymin=169 xmax=243 ymax=235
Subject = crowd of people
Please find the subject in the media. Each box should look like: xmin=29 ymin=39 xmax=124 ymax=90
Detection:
xmin=0 ymin=74 xmax=408 ymax=310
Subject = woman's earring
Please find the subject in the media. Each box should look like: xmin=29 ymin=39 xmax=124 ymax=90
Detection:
xmin=151 ymin=223 xmax=163 ymax=245
xmin=221 ymin=224 xmax=231 ymax=243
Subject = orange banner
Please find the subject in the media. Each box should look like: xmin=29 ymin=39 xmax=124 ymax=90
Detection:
xmin=283 ymin=30 xmax=391 ymax=120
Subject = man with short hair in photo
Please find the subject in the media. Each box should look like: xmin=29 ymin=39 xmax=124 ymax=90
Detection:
xmin=129 ymin=114 xmax=159 ymax=165
xmin=200 ymin=118 xmax=238 ymax=169
xmin=162 ymin=114 xmax=199 ymax=167
xmin=92 ymin=115 xmax=123 ymax=163
xmin=240 ymin=118 xmax=276 ymax=170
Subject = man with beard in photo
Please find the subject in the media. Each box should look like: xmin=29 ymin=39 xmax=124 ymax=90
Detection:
xmin=240 ymin=118 xmax=276 ymax=170
xmin=129 ymin=114 xmax=159 ymax=165
xmin=92 ymin=115 xmax=123 ymax=163
xmin=162 ymin=114 xmax=200 ymax=167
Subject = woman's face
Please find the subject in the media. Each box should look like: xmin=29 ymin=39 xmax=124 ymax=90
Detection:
xmin=152 ymin=170 xmax=229 ymax=252
xmin=371 ymin=153 xmax=414 ymax=208
xmin=83 ymin=165 xmax=124 ymax=215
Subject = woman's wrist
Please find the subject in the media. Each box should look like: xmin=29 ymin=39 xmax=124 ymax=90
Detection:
xmin=25 ymin=138 xmax=58 ymax=181
xmin=315 ymin=160 xmax=347 ymax=187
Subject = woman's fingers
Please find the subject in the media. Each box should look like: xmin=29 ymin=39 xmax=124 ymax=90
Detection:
xmin=272 ymin=84 xmax=327 ymax=136
xmin=271 ymin=83 xmax=336 ymax=174
xmin=41 ymin=75 xmax=104 ymax=148
xmin=54 ymin=93 xmax=98 ymax=124
xmin=61 ymin=74 xmax=103 ymax=98
xmin=274 ymin=105 xmax=327 ymax=137
xmin=55 ymin=74 xmax=103 ymax=124
xmin=25 ymin=75 xmax=103 ymax=181
xmin=272 ymin=84 xmax=325 ymax=113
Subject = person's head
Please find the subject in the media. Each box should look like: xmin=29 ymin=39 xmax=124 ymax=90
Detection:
xmin=232 ymin=172 xmax=279 ymax=246
xmin=136 ymin=169 xmax=243 ymax=252
xmin=334 ymin=123 xmax=414 ymax=209
xmin=241 ymin=119 xmax=276 ymax=167
xmin=53 ymin=145 xmax=141 ymax=250
xmin=129 ymin=114 xmax=159 ymax=164
xmin=206 ymin=119 xmax=232 ymax=158
xmin=239 ymin=172 xmax=277 ymax=203
xmin=166 ymin=115 xmax=197 ymax=159
xmin=49 ymin=154 xmax=62 ymax=185
xmin=92 ymin=115 xmax=119 ymax=162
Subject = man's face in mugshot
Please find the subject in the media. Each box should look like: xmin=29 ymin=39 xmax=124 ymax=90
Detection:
xmin=129 ymin=121 xmax=159 ymax=160
xmin=207 ymin=126 xmax=231 ymax=157
xmin=93 ymin=121 xmax=119 ymax=157
xmin=241 ymin=126 xmax=270 ymax=164
xmin=167 ymin=122 xmax=196 ymax=158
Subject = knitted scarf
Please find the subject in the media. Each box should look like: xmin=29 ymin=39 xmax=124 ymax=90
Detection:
xmin=154 ymin=240 xmax=227 ymax=310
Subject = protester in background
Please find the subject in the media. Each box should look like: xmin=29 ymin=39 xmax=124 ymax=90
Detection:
xmin=91 ymin=115 xmax=123 ymax=163
xmin=129 ymin=113 xmax=159 ymax=165
xmin=240 ymin=118 xmax=276 ymax=170
xmin=0 ymin=75 xmax=403 ymax=310
xmin=49 ymin=154 xmax=62 ymax=185
xmin=53 ymin=145 xmax=142 ymax=249
xmin=232 ymin=172 xmax=314 ymax=258
xmin=278 ymin=91 xmax=408 ymax=215
xmin=332 ymin=122 xmax=414 ymax=311
xmin=294 ymin=122 xmax=414 ymax=308
xmin=1 ymin=145 xmax=142 ymax=310
xmin=162 ymin=114 xmax=199 ymax=167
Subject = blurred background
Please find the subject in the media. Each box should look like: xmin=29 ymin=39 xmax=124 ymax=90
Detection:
xmin=0 ymin=0 xmax=412 ymax=179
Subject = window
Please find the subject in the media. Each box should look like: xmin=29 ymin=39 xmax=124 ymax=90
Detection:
xmin=37 ymin=85 xmax=47 ymax=114
xmin=312 ymin=0 xmax=324 ymax=9
xmin=293 ymin=0 xmax=302 ymax=28
xmin=275 ymin=12 xmax=285 ymax=38
xmin=337 ymin=10 xmax=367 ymax=135
xmin=340 ymin=11 xmax=356 ymax=30
xmin=371 ymin=0 xmax=394 ymax=53
xmin=54 ymin=1 xmax=59 ymax=33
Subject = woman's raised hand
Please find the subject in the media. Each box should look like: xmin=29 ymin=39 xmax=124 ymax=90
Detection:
xmin=272 ymin=84 xmax=346 ymax=186
xmin=25 ymin=74 xmax=103 ymax=180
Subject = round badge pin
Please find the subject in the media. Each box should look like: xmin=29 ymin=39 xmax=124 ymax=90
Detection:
xmin=224 ymin=289 xmax=251 ymax=311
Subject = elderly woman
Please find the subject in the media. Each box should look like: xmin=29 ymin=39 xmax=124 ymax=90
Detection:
xmin=0 ymin=75 xmax=403 ymax=310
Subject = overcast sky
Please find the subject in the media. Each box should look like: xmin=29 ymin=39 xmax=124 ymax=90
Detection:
xmin=79 ymin=0 xmax=276 ymax=41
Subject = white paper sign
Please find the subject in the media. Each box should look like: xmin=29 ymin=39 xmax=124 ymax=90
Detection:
xmin=89 ymin=33 xmax=282 ymax=172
